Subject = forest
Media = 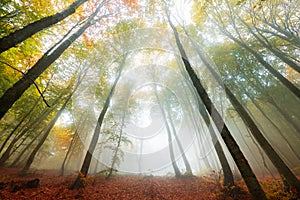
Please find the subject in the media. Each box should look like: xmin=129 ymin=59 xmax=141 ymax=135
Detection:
xmin=0 ymin=0 xmax=299 ymax=199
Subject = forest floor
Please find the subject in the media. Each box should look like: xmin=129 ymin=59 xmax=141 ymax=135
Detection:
xmin=0 ymin=167 xmax=296 ymax=200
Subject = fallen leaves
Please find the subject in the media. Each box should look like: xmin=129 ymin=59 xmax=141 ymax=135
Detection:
xmin=0 ymin=168 xmax=294 ymax=199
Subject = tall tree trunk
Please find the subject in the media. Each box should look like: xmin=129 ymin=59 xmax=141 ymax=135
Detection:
xmin=0 ymin=1 xmax=107 ymax=120
xmin=165 ymin=9 xmax=267 ymax=199
xmin=71 ymin=54 xmax=127 ymax=190
xmin=0 ymin=0 xmax=89 ymax=54
xmin=180 ymin=29 xmax=234 ymax=187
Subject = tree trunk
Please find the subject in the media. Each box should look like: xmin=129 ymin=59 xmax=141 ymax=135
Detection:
xmin=71 ymin=54 xmax=127 ymax=190
xmin=165 ymin=102 xmax=193 ymax=175
xmin=166 ymin=10 xmax=267 ymax=199
xmin=106 ymin=111 xmax=126 ymax=179
xmin=153 ymin=84 xmax=181 ymax=177
xmin=61 ymin=129 xmax=79 ymax=176
xmin=0 ymin=1 xmax=106 ymax=120
xmin=181 ymin=28 xmax=234 ymax=187
xmin=0 ymin=0 xmax=88 ymax=54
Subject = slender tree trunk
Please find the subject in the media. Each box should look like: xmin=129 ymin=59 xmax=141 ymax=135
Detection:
xmin=71 ymin=54 xmax=127 ymax=190
xmin=166 ymin=10 xmax=267 ymax=199
xmin=61 ymin=129 xmax=79 ymax=176
xmin=0 ymin=0 xmax=89 ymax=54
xmin=106 ymin=111 xmax=126 ymax=179
xmin=153 ymin=84 xmax=181 ymax=177
xmin=0 ymin=1 xmax=106 ymax=120
xmin=165 ymin=102 xmax=193 ymax=175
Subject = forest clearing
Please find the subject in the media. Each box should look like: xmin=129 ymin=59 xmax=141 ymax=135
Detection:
xmin=0 ymin=0 xmax=299 ymax=199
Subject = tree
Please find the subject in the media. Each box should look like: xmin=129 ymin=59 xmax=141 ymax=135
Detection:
xmin=0 ymin=0 xmax=108 ymax=120
xmin=184 ymin=24 xmax=300 ymax=195
xmin=165 ymin=4 xmax=267 ymax=199
xmin=0 ymin=0 xmax=89 ymax=54
xmin=20 ymin=68 xmax=86 ymax=175
xmin=153 ymin=83 xmax=181 ymax=177
xmin=208 ymin=0 xmax=300 ymax=99
xmin=71 ymin=53 xmax=127 ymax=189
xmin=175 ymin=38 xmax=234 ymax=186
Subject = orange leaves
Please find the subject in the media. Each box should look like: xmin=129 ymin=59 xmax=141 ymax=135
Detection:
xmin=82 ymin=33 xmax=94 ymax=47
xmin=123 ymin=0 xmax=138 ymax=8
